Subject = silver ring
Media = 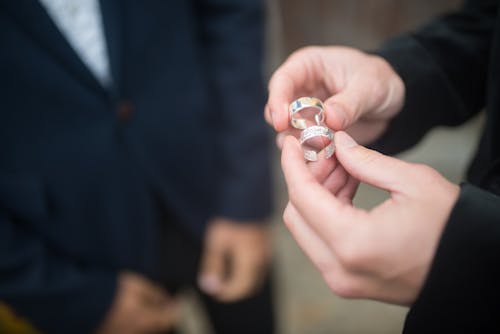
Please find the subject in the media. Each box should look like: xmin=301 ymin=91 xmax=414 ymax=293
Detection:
xmin=299 ymin=125 xmax=335 ymax=161
xmin=289 ymin=97 xmax=325 ymax=129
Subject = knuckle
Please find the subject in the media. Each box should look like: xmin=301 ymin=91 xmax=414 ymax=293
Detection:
xmin=282 ymin=205 xmax=300 ymax=236
xmin=370 ymin=54 xmax=391 ymax=72
xmin=293 ymin=45 xmax=320 ymax=58
xmin=325 ymin=168 xmax=348 ymax=193
xmin=412 ymin=163 xmax=435 ymax=176
xmin=314 ymin=258 xmax=335 ymax=275
xmin=337 ymin=248 xmax=363 ymax=271
xmin=411 ymin=163 xmax=441 ymax=185
xmin=324 ymin=273 xmax=361 ymax=299
xmin=282 ymin=206 xmax=293 ymax=226
xmin=269 ymin=70 xmax=286 ymax=90
xmin=335 ymin=237 xmax=373 ymax=272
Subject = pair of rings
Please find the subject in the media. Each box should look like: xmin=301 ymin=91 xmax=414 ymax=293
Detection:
xmin=289 ymin=97 xmax=335 ymax=161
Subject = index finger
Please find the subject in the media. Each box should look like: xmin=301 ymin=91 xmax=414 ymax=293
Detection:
xmin=281 ymin=136 xmax=359 ymax=243
xmin=267 ymin=51 xmax=317 ymax=132
xmin=266 ymin=71 xmax=296 ymax=132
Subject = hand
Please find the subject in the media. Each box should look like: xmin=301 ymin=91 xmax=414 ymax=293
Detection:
xmin=96 ymin=271 xmax=179 ymax=334
xmin=198 ymin=218 xmax=271 ymax=302
xmin=280 ymin=132 xmax=459 ymax=305
xmin=266 ymin=46 xmax=405 ymax=145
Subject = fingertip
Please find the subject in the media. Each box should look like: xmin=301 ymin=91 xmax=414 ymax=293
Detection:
xmin=198 ymin=274 xmax=222 ymax=295
xmin=324 ymin=99 xmax=348 ymax=130
xmin=264 ymin=104 xmax=273 ymax=126
xmin=274 ymin=102 xmax=291 ymax=132
xmin=268 ymin=71 xmax=295 ymax=132
xmin=266 ymin=99 xmax=289 ymax=132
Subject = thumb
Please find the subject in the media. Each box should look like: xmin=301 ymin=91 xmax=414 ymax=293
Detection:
xmin=334 ymin=131 xmax=411 ymax=192
xmin=324 ymin=87 xmax=366 ymax=131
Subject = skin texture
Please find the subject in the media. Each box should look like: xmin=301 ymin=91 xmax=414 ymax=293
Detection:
xmin=96 ymin=272 xmax=179 ymax=334
xmin=97 ymin=220 xmax=271 ymax=333
xmin=267 ymin=46 xmax=460 ymax=305
xmin=198 ymin=218 xmax=271 ymax=302
xmin=266 ymin=46 xmax=405 ymax=145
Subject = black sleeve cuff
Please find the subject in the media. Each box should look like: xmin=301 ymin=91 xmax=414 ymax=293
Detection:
xmin=403 ymin=183 xmax=500 ymax=333
xmin=370 ymin=36 xmax=467 ymax=155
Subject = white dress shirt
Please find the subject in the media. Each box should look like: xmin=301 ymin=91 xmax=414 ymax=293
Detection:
xmin=39 ymin=0 xmax=112 ymax=86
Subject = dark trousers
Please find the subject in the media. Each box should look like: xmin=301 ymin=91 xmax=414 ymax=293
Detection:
xmin=157 ymin=210 xmax=275 ymax=334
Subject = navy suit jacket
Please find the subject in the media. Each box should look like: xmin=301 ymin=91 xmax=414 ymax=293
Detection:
xmin=0 ymin=0 xmax=271 ymax=332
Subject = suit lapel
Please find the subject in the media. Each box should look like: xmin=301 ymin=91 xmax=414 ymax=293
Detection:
xmin=1 ymin=0 xmax=109 ymax=96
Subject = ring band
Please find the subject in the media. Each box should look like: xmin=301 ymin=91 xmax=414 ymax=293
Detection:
xmin=289 ymin=97 xmax=325 ymax=129
xmin=299 ymin=125 xmax=335 ymax=161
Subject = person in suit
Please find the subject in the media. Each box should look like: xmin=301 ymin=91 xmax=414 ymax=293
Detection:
xmin=0 ymin=0 xmax=274 ymax=333
xmin=266 ymin=0 xmax=500 ymax=332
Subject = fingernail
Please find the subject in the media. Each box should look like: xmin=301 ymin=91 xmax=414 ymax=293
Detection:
xmin=326 ymin=101 xmax=347 ymax=128
xmin=336 ymin=132 xmax=357 ymax=148
xmin=199 ymin=275 xmax=221 ymax=294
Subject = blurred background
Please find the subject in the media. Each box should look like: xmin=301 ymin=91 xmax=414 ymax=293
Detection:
xmin=180 ymin=0 xmax=484 ymax=333
xmin=0 ymin=1 xmax=483 ymax=333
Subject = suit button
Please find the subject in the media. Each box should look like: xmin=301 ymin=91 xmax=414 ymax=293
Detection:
xmin=116 ymin=101 xmax=134 ymax=122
